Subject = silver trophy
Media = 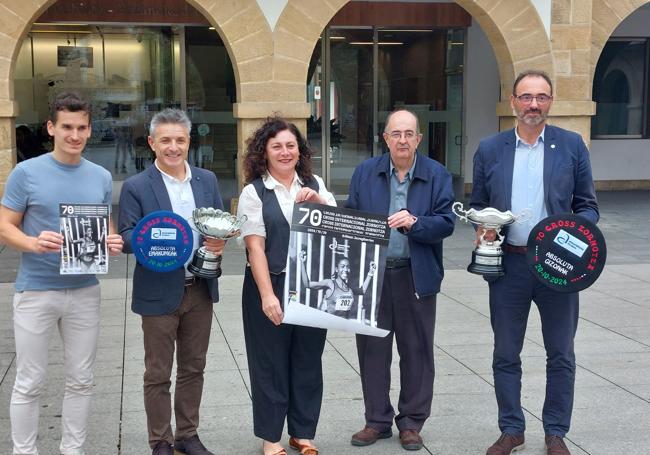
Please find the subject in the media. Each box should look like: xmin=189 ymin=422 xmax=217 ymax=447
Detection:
xmin=188 ymin=208 xmax=247 ymax=279
xmin=452 ymin=202 xmax=530 ymax=276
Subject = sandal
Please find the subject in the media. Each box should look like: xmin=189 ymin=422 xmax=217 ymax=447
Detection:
xmin=262 ymin=441 xmax=287 ymax=455
xmin=289 ymin=437 xmax=319 ymax=455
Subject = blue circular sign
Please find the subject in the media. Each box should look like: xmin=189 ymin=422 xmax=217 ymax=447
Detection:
xmin=132 ymin=211 xmax=194 ymax=272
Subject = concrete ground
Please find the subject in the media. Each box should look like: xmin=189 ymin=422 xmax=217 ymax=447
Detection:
xmin=0 ymin=191 xmax=649 ymax=454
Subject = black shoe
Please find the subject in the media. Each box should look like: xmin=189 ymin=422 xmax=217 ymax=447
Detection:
xmin=174 ymin=435 xmax=215 ymax=455
xmin=152 ymin=440 xmax=173 ymax=455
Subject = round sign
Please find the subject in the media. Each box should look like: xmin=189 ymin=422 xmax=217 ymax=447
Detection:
xmin=197 ymin=123 xmax=210 ymax=136
xmin=526 ymin=214 xmax=606 ymax=293
xmin=132 ymin=210 xmax=194 ymax=272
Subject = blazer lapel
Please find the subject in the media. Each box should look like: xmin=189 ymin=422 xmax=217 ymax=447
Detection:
xmin=543 ymin=126 xmax=557 ymax=208
xmin=189 ymin=167 xmax=206 ymax=208
xmin=501 ymin=130 xmax=516 ymax=210
xmin=148 ymin=166 xmax=173 ymax=211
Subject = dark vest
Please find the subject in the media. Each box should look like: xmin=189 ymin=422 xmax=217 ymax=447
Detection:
xmin=251 ymin=176 xmax=319 ymax=274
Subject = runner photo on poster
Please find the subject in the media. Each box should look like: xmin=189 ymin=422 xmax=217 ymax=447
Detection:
xmin=283 ymin=202 xmax=390 ymax=337
xmin=59 ymin=203 xmax=110 ymax=274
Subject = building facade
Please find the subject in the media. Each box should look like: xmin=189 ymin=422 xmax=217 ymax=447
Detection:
xmin=0 ymin=0 xmax=649 ymax=208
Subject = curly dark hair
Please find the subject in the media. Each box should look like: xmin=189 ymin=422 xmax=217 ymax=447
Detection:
xmin=243 ymin=117 xmax=313 ymax=184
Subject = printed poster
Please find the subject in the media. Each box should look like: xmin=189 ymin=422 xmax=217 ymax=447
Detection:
xmin=59 ymin=203 xmax=110 ymax=274
xmin=283 ymin=202 xmax=390 ymax=337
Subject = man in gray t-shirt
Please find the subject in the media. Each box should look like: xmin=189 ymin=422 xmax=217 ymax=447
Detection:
xmin=0 ymin=92 xmax=123 ymax=455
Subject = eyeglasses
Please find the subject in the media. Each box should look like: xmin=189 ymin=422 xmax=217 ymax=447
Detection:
xmin=387 ymin=130 xmax=419 ymax=140
xmin=514 ymin=94 xmax=552 ymax=105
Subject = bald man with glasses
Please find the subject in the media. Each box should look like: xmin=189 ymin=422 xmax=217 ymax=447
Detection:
xmin=470 ymin=70 xmax=599 ymax=455
xmin=346 ymin=109 xmax=455 ymax=451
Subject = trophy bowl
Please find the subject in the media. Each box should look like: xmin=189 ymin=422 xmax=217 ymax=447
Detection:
xmin=187 ymin=208 xmax=247 ymax=279
xmin=453 ymin=202 xmax=530 ymax=277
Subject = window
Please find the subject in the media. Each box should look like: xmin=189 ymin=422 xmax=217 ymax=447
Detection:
xmin=592 ymin=39 xmax=649 ymax=138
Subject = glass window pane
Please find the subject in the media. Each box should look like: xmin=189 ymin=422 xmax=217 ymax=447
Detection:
xmin=592 ymin=40 xmax=647 ymax=137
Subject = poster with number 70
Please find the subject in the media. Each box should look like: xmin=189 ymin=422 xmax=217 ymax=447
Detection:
xmin=59 ymin=203 xmax=110 ymax=275
xmin=283 ymin=202 xmax=391 ymax=337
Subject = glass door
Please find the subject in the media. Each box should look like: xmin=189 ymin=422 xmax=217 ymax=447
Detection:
xmin=309 ymin=26 xmax=465 ymax=197
xmin=326 ymin=27 xmax=375 ymax=196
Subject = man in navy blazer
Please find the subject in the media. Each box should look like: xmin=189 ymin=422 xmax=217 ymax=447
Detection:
xmin=118 ymin=109 xmax=224 ymax=455
xmin=470 ymin=70 xmax=598 ymax=455
xmin=347 ymin=109 xmax=455 ymax=451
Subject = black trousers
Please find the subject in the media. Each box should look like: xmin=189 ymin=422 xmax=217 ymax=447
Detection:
xmin=356 ymin=264 xmax=437 ymax=432
xmin=242 ymin=268 xmax=327 ymax=442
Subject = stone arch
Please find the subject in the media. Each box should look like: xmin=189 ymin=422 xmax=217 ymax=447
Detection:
xmin=0 ymin=0 xmax=271 ymax=191
xmin=275 ymin=0 xmax=553 ymax=102
xmin=0 ymin=0 xmax=271 ymax=103
xmin=591 ymin=0 xmax=650 ymax=84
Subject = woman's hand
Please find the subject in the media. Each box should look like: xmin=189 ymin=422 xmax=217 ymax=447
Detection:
xmin=261 ymin=293 xmax=284 ymax=326
xmin=295 ymin=187 xmax=324 ymax=204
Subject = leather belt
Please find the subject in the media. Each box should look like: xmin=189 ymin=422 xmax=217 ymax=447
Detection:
xmin=184 ymin=276 xmax=201 ymax=286
xmin=385 ymin=257 xmax=411 ymax=269
xmin=503 ymin=244 xmax=528 ymax=254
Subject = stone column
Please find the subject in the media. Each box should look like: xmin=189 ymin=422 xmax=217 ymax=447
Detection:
xmin=231 ymin=101 xmax=311 ymax=212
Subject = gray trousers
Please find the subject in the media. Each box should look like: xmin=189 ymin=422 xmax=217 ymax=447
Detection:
xmin=356 ymin=265 xmax=437 ymax=432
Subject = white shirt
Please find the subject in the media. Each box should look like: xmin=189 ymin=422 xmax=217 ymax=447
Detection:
xmin=155 ymin=160 xmax=198 ymax=277
xmin=237 ymin=173 xmax=336 ymax=239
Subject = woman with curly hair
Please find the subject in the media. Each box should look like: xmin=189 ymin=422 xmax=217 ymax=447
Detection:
xmin=237 ymin=117 xmax=336 ymax=455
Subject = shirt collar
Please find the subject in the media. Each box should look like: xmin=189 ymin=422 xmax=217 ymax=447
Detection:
xmin=515 ymin=126 xmax=545 ymax=148
xmin=155 ymin=160 xmax=192 ymax=183
xmin=390 ymin=154 xmax=417 ymax=181
xmin=263 ymin=171 xmax=301 ymax=190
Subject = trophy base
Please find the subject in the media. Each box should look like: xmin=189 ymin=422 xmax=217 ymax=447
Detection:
xmin=187 ymin=248 xmax=222 ymax=279
xmin=467 ymin=250 xmax=504 ymax=277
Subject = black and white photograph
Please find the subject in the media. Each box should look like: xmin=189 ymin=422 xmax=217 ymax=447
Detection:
xmin=283 ymin=202 xmax=390 ymax=336
xmin=59 ymin=203 xmax=110 ymax=274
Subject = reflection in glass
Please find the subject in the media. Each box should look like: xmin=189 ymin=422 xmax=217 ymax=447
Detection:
xmin=592 ymin=40 xmax=647 ymax=137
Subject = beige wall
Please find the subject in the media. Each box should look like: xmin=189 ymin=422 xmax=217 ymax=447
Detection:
xmin=1 ymin=0 xmax=650 ymax=195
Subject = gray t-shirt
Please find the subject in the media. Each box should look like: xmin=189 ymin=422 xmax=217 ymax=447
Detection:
xmin=2 ymin=153 xmax=112 ymax=291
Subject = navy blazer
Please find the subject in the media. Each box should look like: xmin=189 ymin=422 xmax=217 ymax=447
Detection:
xmin=346 ymin=152 xmax=455 ymax=297
xmin=118 ymin=164 xmax=224 ymax=316
xmin=469 ymin=125 xmax=599 ymax=225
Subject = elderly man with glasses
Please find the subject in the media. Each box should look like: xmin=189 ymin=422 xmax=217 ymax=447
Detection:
xmin=470 ymin=70 xmax=599 ymax=455
xmin=346 ymin=108 xmax=455 ymax=451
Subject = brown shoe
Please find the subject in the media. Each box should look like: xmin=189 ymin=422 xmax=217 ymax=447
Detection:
xmin=545 ymin=435 xmax=571 ymax=455
xmin=399 ymin=430 xmax=423 ymax=451
xmin=152 ymin=441 xmax=173 ymax=455
xmin=486 ymin=433 xmax=525 ymax=455
xmin=350 ymin=426 xmax=393 ymax=446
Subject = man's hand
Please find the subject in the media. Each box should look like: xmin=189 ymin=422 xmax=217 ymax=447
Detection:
xmin=33 ymin=230 xmax=64 ymax=254
xmin=203 ymin=237 xmax=226 ymax=255
xmin=388 ymin=209 xmax=417 ymax=231
xmin=475 ymin=227 xmax=497 ymax=246
xmin=106 ymin=234 xmax=124 ymax=256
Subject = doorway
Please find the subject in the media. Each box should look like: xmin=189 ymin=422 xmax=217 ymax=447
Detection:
xmin=307 ymin=26 xmax=465 ymax=198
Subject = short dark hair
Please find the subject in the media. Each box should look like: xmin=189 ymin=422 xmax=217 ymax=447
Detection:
xmin=243 ymin=116 xmax=314 ymax=184
xmin=512 ymin=70 xmax=553 ymax=95
xmin=49 ymin=92 xmax=92 ymax=123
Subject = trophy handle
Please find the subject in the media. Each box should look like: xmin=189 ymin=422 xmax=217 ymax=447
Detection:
xmin=452 ymin=202 xmax=470 ymax=223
